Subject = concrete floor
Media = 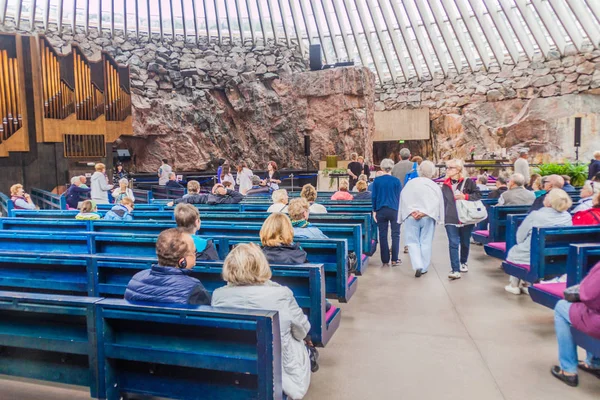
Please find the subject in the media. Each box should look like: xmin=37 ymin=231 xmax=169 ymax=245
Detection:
xmin=2 ymin=228 xmax=600 ymax=399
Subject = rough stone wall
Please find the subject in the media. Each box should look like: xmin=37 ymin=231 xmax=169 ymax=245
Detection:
xmin=376 ymin=49 xmax=600 ymax=162
xmin=0 ymin=21 xmax=375 ymax=172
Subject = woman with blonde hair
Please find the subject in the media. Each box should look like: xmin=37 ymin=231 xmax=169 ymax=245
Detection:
xmin=300 ymin=184 xmax=327 ymax=214
xmin=10 ymin=184 xmax=37 ymax=210
xmin=112 ymin=178 xmax=135 ymax=204
xmin=260 ymin=213 xmax=308 ymax=264
xmin=504 ymin=189 xmax=572 ymax=294
xmin=267 ymin=189 xmax=289 ymax=213
xmin=289 ymin=198 xmax=328 ymax=240
xmin=330 ymin=179 xmax=354 ymax=200
xmin=76 ymin=200 xmax=101 ymax=220
xmin=211 ymin=243 xmax=314 ymax=399
xmin=91 ymin=163 xmax=113 ymax=204
xmin=353 ymin=180 xmax=371 ymax=200
xmin=442 ymin=158 xmax=482 ymax=280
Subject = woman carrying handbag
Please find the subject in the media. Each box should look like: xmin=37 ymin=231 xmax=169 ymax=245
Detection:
xmin=441 ymin=159 xmax=482 ymax=280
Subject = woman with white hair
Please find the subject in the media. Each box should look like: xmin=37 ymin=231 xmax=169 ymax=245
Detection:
xmin=398 ymin=161 xmax=444 ymax=277
xmin=112 ymin=178 xmax=135 ymax=204
xmin=571 ymin=181 xmax=600 ymax=214
xmin=65 ymin=176 xmax=91 ymax=209
xmin=267 ymin=189 xmax=289 ymax=213
xmin=504 ymin=189 xmax=573 ymax=295
xmin=442 ymin=159 xmax=482 ymax=280
xmin=371 ymin=158 xmax=402 ymax=267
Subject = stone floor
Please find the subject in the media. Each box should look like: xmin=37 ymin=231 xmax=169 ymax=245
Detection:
xmin=2 ymin=228 xmax=600 ymax=399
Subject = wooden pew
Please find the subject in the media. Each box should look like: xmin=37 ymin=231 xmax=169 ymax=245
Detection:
xmin=0 ymin=192 xmax=14 ymax=217
xmin=483 ymin=213 xmax=527 ymax=260
xmin=474 ymin=205 xmax=530 ymax=249
xmin=0 ymin=252 xmax=340 ymax=346
xmin=30 ymin=187 xmax=66 ymax=210
xmin=151 ymin=185 xmax=186 ymax=199
xmin=571 ymin=328 xmax=600 ymax=358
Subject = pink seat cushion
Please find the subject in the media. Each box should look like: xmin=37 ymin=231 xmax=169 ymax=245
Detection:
xmin=348 ymin=276 xmax=356 ymax=285
xmin=506 ymin=261 xmax=531 ymax=271
xmin=361 ymin=254 xmax=367 ymax=262
xmin=325 ymin=305 xmax=338 ymax=321
xmin=533 ymin=282 xmax=566 ymax=298
xmin=487 ymin=242 xmax=506 ymax=251
xmin=474 ymin=230 xmax=489 ymax=237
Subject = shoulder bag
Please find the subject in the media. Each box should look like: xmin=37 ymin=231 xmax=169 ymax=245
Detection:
xmin=455 ymin=179 xmax=488 ymax=225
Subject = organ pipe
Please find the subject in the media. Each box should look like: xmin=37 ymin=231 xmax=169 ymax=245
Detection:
xmin=0 ymin=49 xmax=22 ymax=141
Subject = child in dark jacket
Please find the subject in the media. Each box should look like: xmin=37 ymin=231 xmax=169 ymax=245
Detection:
xmin=174 ymin=203 xmax=219 ymax=260
xmin=125 ymin=228 xmax=211 ymax=305
xmin=260 ymin=213 xmax=308 ymax=264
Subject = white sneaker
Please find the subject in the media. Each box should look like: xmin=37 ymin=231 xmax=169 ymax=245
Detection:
xmin=460 ymin=263 xmax=469 ymax=272
xmin=505 ymin=285 xmax=521 ymax=295
xmin=520 ymin=286 xmax=529 ymax=295
xmin=448 ymin=271 xmax=461 ymax=280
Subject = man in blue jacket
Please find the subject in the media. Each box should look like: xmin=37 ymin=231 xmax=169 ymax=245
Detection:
xmin=125 ymin=228 xmax=211 ymax=305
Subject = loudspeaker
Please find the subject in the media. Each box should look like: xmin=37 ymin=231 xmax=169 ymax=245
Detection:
xmin=304 ymin=135 xmax=311 ymax=157
xmin=309 ymin=44 xmax=322 ymax=71
xmin=574 ymin=117 xmax=582 ymax=147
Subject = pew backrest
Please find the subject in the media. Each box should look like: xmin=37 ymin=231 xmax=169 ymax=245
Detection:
xmin=0 ymin=192 xmax=14 ymax=217
xmin=566 ymin=244 xmax=600 ymax=286
xmin=31 ymin=188 xmax=66 ymax=210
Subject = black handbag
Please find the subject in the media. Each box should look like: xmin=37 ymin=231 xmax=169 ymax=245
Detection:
xmin=563 ymin=284 xmax=581 ymax=303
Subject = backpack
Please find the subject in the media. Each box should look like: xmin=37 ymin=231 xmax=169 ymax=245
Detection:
xmin=403 ymin=162 xmax=419 ymax=187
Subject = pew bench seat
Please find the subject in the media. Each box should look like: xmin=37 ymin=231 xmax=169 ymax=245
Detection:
xmin=472 ymin=230 xmax=490 ymax=244
xmin=502 ymin=261 xmax=531 ymax=281
xmin=572 ymin=328 xmax=600 ymax=357
xmin=484 ymin=242 xmax=506 ymax=259
xmin=529 ymin=282 xmax=565 ymax=309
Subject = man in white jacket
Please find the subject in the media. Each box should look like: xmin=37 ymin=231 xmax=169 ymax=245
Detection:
xmin=398 ymin=160 xmax=445 ymax=277
xmin=90 ymin=163 xmax=113 ymax=204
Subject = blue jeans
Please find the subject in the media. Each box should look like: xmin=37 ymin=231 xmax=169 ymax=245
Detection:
xmin=404 ymin=216 xmax=436 ymax=272
xmin=376 ymin=207 xmax=400 ymax=264
xmin=555 ymin=300 xmax=600 ymax=373
xmin=444 ymin=224 xmax=474 ymax=272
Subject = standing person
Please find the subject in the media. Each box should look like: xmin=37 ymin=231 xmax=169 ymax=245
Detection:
xmin=65 ymin=176 xmax=90 ymax=209
xmin=113 ymin=163 xmax=128 ymax=185
xmin=358 ymin=156 xmax=370 ymax=178
xmin=442 ymin=159 xmax=482 ymax=280
xmin=158 ymin=159 xmax=172 ymax=186
xmin=236 ymin=160 xmax=253 ymax=195
xmin=10 ymin=184 xmax=37 ymax=210
xmin=371 ymin=158 xmax=402 ymax=267
xmin=391 ymin=148 xmax=413 ymax=186
xmin=91 ymin=163 xmax=113 ymax=204
xmin=347 ymin=153 xmax=363 ymax=190
xmin=399 ymin=161 xmax=444 ymax=277
xmin=216 ymin=159 xmax=226 ymax=183
xmin=220 ymin=164 xmax=235 ymax=187
xmin=513 ymin=149 xmax=530 ymax=183
xmin=488 ymin=175 xmax=508 ymax=199
xmin=112 ymin=178 xmax=135 ymax=204
xmin=211 ymin=243 xmax=313 ymax=400
xmin=498 ymin=173 xmax=536 ymax=205
xmin=588 ymin=151 xmax=600 ymax=180
xmin=264 ymin=161 xmax=282 ymax=190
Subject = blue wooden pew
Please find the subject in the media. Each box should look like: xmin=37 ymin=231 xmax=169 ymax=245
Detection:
xmin=0 ymin=192 xmax=14 ymax=217
xmin=0 ymin=231 xmax=355 ymax=302
xmin=151 ymin=185 xmax=186 ymax=199
xmin=571 ymin=328 xmax=600 ymax=358
xmin=0 ymin=252 xmax=340 ymax=346
xmin=483 ymin=213 xmax=527 ymax=260
xmin=0 ymin=291 xmax=102 ymax=398
xmin=529 ymin=244 xmax=600 ymax=309
xmin=474 ymin=205 xmax=530 ymax=248
xmin=502 ymin=226 xmax=600 ymax=285
xmin=131 ymin=188 xmax=153 ymax=204
xmin=30 ymin=188 xmax=66 ymax=210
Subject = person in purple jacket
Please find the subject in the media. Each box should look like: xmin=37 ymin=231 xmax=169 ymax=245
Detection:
xmin=551 ymin=261 xmax=600 ymax=386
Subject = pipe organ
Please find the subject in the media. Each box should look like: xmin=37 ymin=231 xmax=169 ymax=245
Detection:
xmin=0 ymin=32 xmax=132 ymax=158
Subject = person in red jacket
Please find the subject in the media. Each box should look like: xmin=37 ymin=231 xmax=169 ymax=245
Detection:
xmin=551 ymin=262 xmax=600 ymax=386
xmin=572 ymin=192 xmax=600 ymax=226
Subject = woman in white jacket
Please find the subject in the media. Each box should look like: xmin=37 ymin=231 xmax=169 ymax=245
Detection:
xmin=212 ymin=243 xmax=312 ymax=400
xmin=112 ymin=178 xmax=135 ymax=203
xmin=90 ymin=163 xmax=113 ymax=204
xmin=236 ymin=160 xmax=253 ymax=195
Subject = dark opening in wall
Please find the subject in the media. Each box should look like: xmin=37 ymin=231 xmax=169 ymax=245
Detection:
xmin=372 ymin=140 xmax=433 ymax=165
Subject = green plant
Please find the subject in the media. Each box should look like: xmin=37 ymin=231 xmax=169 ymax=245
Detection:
xmin=534 ymin=161 xmax=588 ymax=187
xmin=322 ymin=168 xmax=348 ymax=187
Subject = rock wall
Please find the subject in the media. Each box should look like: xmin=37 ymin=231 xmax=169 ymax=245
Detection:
xmin=0 ymin=21 xmax=375 ymax=172
xmin=376 ymin=48 xmax=600 ymax=162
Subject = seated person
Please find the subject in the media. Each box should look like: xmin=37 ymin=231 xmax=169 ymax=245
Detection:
xmin=246 ymin=176 xmax=271 ymax=197
xmin=65 ymin=177 xmax=91 ymax=210
xmin=562 ymin=175 xmax=576 ymax=192
xmin=168 ymin=180 xmax=206 ymax=206
xmin=174 ymin=203 xmax=219 ymax=260
xmin=572 ymin=192 xmax=600 ymax=225
xmin=352 ymin=174 xmax=368 ymax=192
xmin=571 ymin=181 xmax=600 ymax=214
xmin=289 ymin=198 xmax=328 ymax=239
xmin=368 ymin=171 xmax=384 ymax=192
xmin=353 ymin=180 xmax=371 ymax=200
xmin=76 ymin=200 xmax=101 ymax=220
xmin=594 ymin=172 xmax=600 ymax=183
xmin=267 ymin=189 xmax=289 ymax=213
xmin=165 ymin=172 xmax=184 ymax=188
xmin=526 ymin=173 xmax=540 ymax=191
xmin=112 ymin=178 xmax=135 ymax=204
xmin=529 ymin=175 xmax=564 ymax=213
xmin=487 ymin=175 xmax=508 ymax=199
xmin=79 ymin=175 xmax=89 ymax=189
xmin=498 ymin=173 xmax=536 ymax=205
xmin=222 ymin=181 xmax=234 ymax=189
xmin=476 ymin=175 xmax=489 ymax=192
xmin=505 ymin=189 xmax=572 ymax=295
xmin=206 ymin=183 xmax=244 ymax=204
xmin=125 ymin=228 xmax=211 ymax=305
xmin=211 ymin=243 xmax=313 ymax=399
xmin=260 ymin=212 xmax=308 ymax=264
xmin=103 ymin=197 xmax=134 ymax=221
xmin=331 ymin=179 xmax=354 ymax=200
xmin=301 ymin=184 xmax=327 ymax=214
xmin=10 ymin=184 xmax=37 ymax=210
xmin=550 ymin=261 xmax=600 ymax=387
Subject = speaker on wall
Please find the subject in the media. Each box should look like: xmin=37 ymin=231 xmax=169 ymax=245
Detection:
xmin=304 ymin=135 xmax=311 ymax=156
xmin=309 ymin=44 xmax=322 ymax=71
xmin=574 ymin=117 xmax=582 ymax=147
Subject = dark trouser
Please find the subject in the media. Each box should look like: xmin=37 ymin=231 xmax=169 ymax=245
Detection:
xmin=376 ymin=207 xmax=400 ymax=264
xmin=445 ymin=225 xmax=475 ymax=272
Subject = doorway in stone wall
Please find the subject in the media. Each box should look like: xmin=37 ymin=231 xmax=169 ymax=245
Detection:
xmin=372 ymin=140 xmax=433 ymax=166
